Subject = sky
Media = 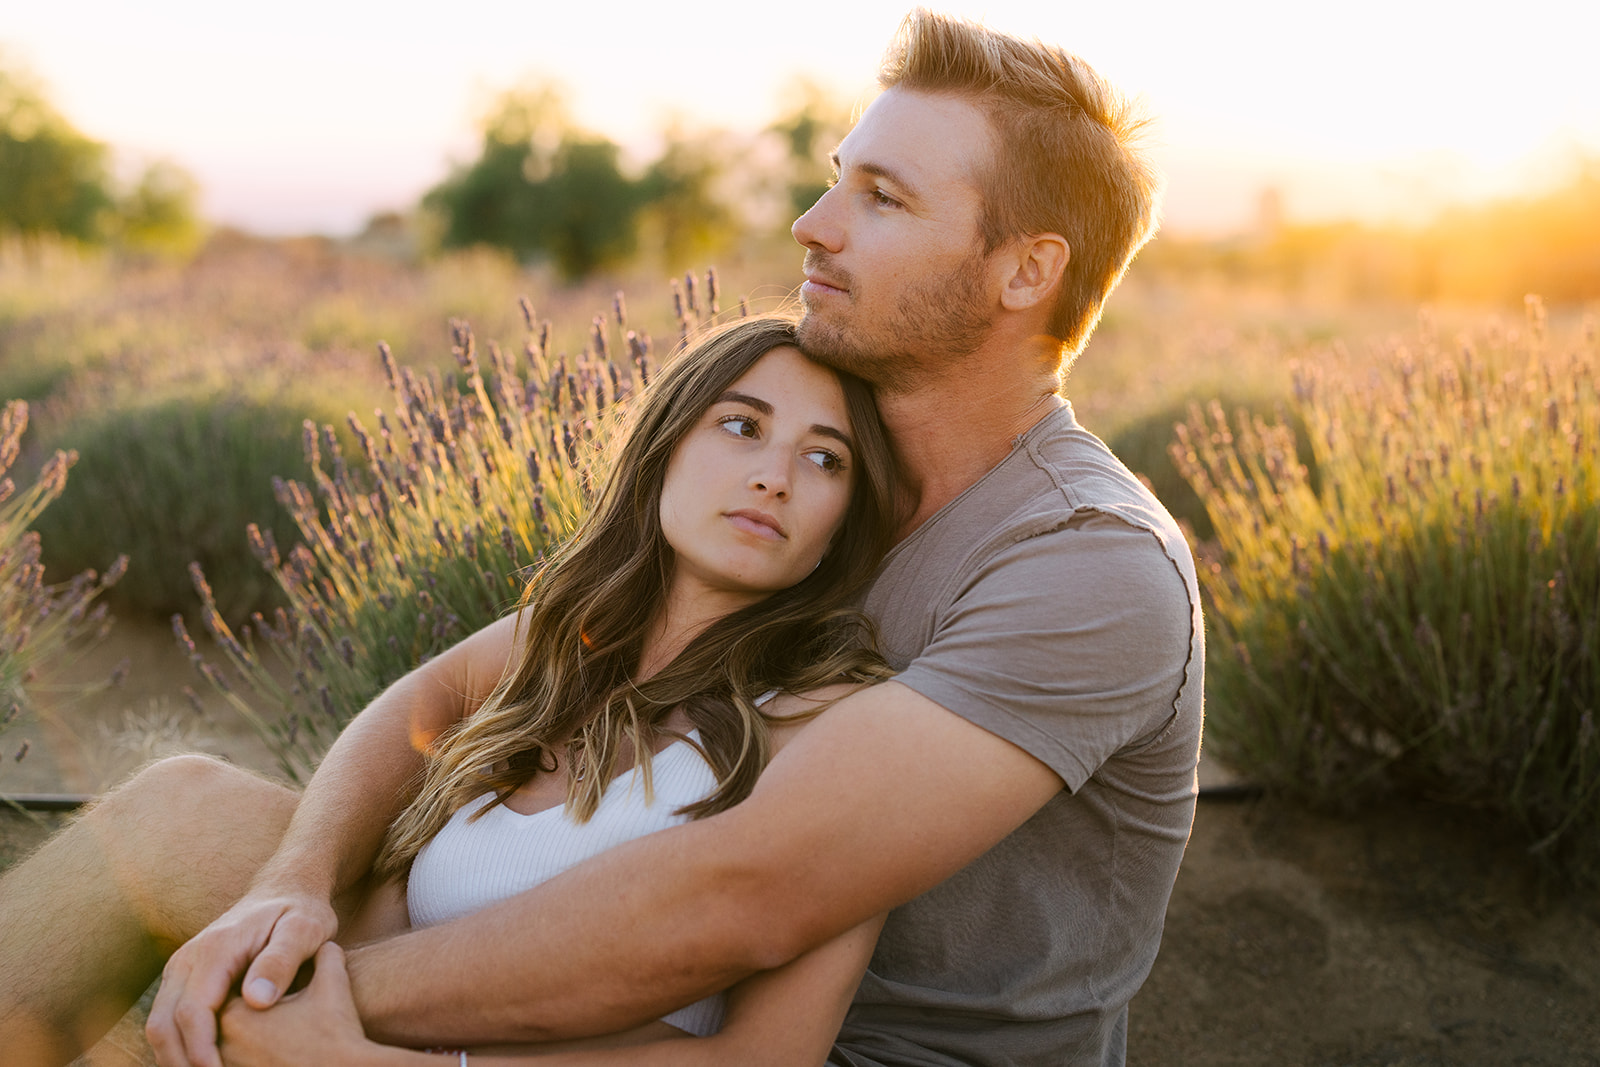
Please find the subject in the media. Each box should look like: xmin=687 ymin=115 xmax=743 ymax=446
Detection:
xmin=4 ymin=0 xmax=1597 ymax=237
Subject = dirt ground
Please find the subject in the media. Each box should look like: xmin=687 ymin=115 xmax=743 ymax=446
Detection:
xmin=3 ymin=623 xmax=1598 ymax=1066
xmin=1131 ymin=798 xmax=1600 ymax=1066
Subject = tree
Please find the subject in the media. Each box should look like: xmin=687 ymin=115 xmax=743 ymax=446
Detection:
xmin=425 ymin=85 xmax=646 ymax=280
xmin=0 ymin=64 xmax=113 ymax=241
xmin=637 ymin=124 xmax=740 ymax=272
xmin=768 ymin=79 xmax=854 ymax=220
xmin=115 ymin=159 xmax=205 ymax=258
xmin=0 ymin=59 xmax=203 ymax=255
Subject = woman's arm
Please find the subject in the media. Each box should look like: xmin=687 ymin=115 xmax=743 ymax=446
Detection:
xmin=151 ymin=614 xmax=526 ymax=1067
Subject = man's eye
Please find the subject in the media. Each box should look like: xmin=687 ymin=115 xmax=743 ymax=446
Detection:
xmin=718 ymin=415 xmax=758 ymax=438
xmin=871 ymin=189 xmax=899 ymax=207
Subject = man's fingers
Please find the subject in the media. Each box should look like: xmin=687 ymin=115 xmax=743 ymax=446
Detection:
xmin=146 ymin=973 xmax=190 ymax=1066
xmin=148 ymin=905 xmax=292 ymax=1067
xmin=148 ymin=979 xmax=225 ymax=1067
xmin=146 ymin=897 xmax=337 ymax=1065
xmin=148 ymin=956 xmax=231 ymax=1067
xmin=172 ymin=997 xmax=226 ymax=1067
xmin=239 ymin=909 xmax=331 ymax=1008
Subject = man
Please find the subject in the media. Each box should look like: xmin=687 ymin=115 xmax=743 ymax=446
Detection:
xmin=0 ymin=10 xmax=1201 ymax=1066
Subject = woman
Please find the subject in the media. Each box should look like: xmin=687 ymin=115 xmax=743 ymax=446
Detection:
xmin=215 ymin=313 xmax=899 ymax=1066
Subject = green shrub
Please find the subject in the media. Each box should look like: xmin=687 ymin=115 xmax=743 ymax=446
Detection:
xmin=1106 ymin=391 xmax=1313 ymax=541
xmin=182 ymin=282 xmax=708 ymax=782
xmin=1177 ymin=300 xmax=1600 ymax=881
xmin=0 ymin=399 xmax=123 ymax=775
xmin=33 ymin=388 xmax=357 ymax=621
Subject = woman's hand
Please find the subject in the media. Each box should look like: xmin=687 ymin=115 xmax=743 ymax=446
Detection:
xmin=219 ymin=941 xmax=383 ymax=1067
xmin=147 ymin=889 xmax=340 ymax=1067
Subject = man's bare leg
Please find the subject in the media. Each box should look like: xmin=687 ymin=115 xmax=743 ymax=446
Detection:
xmin=0 ymin=755 xmax=299 ymax=1067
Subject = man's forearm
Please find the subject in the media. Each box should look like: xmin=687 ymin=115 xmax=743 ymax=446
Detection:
xmin=343 ymin=682 xmax=1062 ymax=1048
xmin=345 ymin=810 xmax=772 ymax=1046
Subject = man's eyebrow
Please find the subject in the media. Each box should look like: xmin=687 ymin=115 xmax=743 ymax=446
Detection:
xmin=829 ymin=151 xmax=917 ymax=199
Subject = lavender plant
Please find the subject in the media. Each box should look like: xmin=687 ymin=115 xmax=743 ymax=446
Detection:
xmin=31 ymin=390 xmax=358 ymax=621
xmin=182 ymin=273 xmax=724 ymax=782
xmin=0 ymin=399 xmax=125 ymax=776
xmin=1176 ymin=298 xmax=1600 ymax=880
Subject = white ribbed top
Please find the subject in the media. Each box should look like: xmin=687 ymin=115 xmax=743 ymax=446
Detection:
xmin=407 ymin=731 xmax=725 ymax=1036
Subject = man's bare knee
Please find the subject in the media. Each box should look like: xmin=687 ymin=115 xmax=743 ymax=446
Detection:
xmin=81 ymin=755 xmax=300 ymax=945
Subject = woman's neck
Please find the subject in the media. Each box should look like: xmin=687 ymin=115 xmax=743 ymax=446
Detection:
xmin=637 ymin=579 xmax=761 ymax=681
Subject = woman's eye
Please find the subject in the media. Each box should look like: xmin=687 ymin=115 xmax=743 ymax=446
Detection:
xmin=718 ymin=415 xmax=758 ymax=438
xmin=804 ymin=449 xmax=846 ymax=473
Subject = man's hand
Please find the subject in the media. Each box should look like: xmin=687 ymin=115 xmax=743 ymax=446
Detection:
xmin=147 ymin=890 xmax=339 ymax=1067
xmin=218 ymin=942 xmax=375 ymax=1067
xmin=146 ymin=618 xmax=510 ymax=1064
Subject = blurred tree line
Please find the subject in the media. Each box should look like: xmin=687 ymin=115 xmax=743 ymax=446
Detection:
xmin=0 ymin=59 xmax=203 ymax=256
xmin=1143 ymin=163 xmax=1600 ymax=307
xmin=423 ymin=79 xmax=850 ymax=280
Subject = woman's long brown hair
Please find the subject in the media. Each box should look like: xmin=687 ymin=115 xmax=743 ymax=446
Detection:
xmin=376 ymin=313 xmax=897 ymax=879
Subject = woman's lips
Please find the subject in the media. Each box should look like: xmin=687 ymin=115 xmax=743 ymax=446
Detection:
xmin=725 ymin=509 xmax=786 ymax=540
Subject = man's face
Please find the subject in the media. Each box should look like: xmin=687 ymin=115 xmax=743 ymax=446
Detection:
xmin=791 ymin=88 xmax=1000 ymax=392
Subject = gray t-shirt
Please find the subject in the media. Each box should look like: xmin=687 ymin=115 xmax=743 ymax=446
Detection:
xmin=829 ymin=403 xmax=1204 ymax=1067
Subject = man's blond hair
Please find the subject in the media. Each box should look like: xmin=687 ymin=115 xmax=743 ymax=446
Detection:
xmin=880 ymin=8 xmax=1162 ymax=363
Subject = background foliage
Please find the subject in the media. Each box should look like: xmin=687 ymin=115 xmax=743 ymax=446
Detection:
xmin=0 ymin=399 xmax=122 ymax=779
xmin=182 ymin=279 xmax=722 ymax=781
xmin=1176 ymin=299 xmax=1599 ymax=880
xmin=424 ymin=85 xmax=747 ymax=281
xmin=1146 ymin=162 xmax=1600 ymax=308
xmin=0 ymin=60 xmax=202 ymax=256
xmin=0 ymin=233 xmax=688 ymax=621
xmin=3 ymin=47 xmax=1598 ymax=886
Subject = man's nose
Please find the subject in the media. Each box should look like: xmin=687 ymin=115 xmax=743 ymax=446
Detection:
xmin=792 ymin=186 xmax=842 ymax=253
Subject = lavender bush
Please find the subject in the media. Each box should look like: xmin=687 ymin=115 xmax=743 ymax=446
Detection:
xmin=0 ymin=399 xmax=125 ymax=780
xmin=183 ymin=274 xmax=723 ymax=782
xmin=1177 ymin=298 xmax=1599 ymax=881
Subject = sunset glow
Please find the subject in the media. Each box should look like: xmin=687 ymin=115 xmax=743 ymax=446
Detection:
xmin=4 ymin=0 xmax=1596 ymax=235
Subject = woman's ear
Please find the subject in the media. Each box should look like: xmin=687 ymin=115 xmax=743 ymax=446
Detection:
xmin=999 ymin=233 xmax=1070 ymax=313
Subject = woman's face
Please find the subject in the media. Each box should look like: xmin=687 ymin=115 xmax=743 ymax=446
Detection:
xmin=658 ymin=345 xmax=856 ymax=611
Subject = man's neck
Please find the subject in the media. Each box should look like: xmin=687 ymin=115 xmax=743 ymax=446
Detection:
xmin=879 ymin=336 xmax=1064 ymax=541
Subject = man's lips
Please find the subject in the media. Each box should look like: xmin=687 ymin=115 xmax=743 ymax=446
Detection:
xmin=802 ymin=274 xmax=848 ymax=297
xmin=801 ymin=253 xmax=850 ymax=296
xmin=725 ymin=509 xmax=787 ymax=540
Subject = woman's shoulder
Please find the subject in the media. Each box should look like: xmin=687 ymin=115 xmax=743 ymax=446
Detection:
xmin=762 ymin=680 xmax=878 ymax=753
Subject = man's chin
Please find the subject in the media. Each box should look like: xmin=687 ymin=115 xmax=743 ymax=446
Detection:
xmin=795 ymin=316 xmax=857 ymax=370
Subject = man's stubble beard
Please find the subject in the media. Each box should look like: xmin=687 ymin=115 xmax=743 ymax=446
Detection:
xmin=798 ymin=251 xmax=993 ymax=396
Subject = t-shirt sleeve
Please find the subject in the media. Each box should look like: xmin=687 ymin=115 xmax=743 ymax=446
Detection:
xmin=892 ymin=509 xmax=1196 ymax=792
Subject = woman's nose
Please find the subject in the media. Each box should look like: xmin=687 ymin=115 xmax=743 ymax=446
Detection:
xmin=750 ymin=457 xmax=792 ymax=499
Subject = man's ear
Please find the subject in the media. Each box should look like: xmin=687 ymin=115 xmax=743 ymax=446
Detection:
xmin=998 ymin=233 xmax=1069 ymax=313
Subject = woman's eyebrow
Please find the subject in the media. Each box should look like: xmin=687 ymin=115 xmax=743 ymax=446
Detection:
xmin=716 ymin=390 xmax=854 ymax=454
xmin=715 ymin=390 xmax=772 ymax=414
xmin=810 ymin=424 xmax=854 ymax=454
